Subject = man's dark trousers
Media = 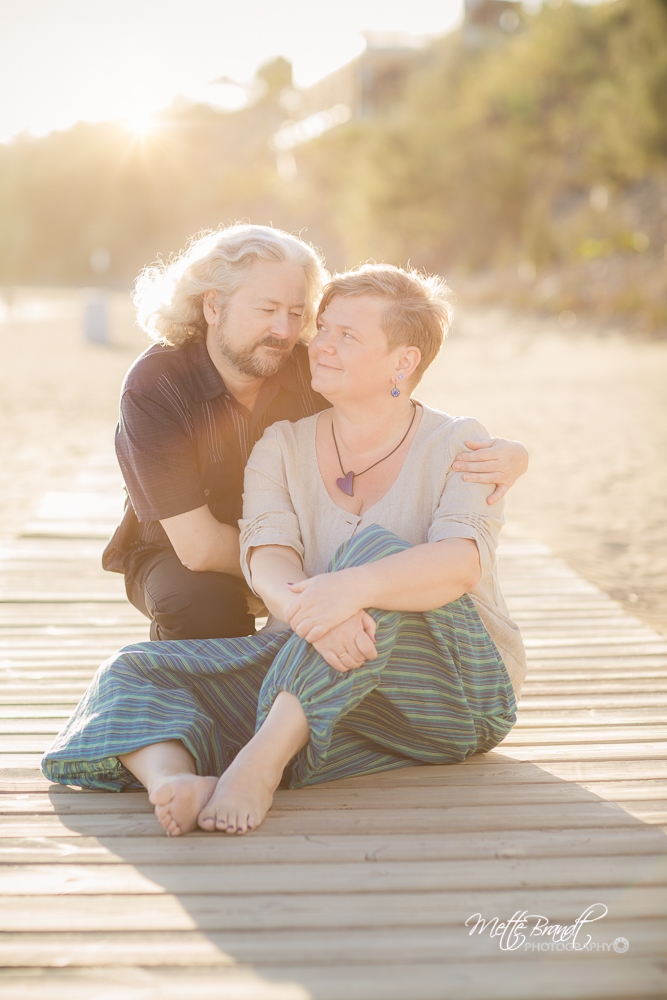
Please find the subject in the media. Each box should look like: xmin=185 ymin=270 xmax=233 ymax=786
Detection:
xmin=124 ymin=546 xmax=255 ymax=641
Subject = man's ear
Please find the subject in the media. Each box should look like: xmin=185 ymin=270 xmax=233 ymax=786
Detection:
xmin=202 ymin=289 xmax=220 ymax=326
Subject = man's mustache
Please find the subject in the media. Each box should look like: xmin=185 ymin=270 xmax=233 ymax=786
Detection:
xmin=256 ymin=336 xmax=290 ymax=351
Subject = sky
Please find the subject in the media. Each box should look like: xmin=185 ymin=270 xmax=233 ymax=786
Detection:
xmin=0 ymin=0 xmax=466 ymax=144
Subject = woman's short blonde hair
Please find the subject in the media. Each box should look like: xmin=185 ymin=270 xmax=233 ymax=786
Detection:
xmin=317 ymin=263 xmax=454 ymax=386
xmin=134 ymin=224 xmax=328 ymax=346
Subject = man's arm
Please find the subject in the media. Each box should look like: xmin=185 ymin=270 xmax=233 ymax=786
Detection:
xmin=160 ymin=506 xmax=243 ymax=577
xmin=453 ymin=438 xmax=529 ymax=505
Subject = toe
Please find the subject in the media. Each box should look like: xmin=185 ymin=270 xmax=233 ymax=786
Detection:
xmin=155 ymin=810 xmax=172 ymax=832
xmin=149 ymin=781 xmax=175 ymax=807
xmin=217 ymin=810 xmax=234 ymax=832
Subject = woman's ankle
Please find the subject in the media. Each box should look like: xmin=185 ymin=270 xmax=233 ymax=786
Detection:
xmin=230 ymin=738 xmax=286 ymax=791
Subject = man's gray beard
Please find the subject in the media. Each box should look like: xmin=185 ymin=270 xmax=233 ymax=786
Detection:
xmin=215 ymin=324 xmax=291 ymax=379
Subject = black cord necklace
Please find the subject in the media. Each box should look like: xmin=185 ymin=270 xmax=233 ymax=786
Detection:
xmin=331 ymin=402 xmax=417 ymax=497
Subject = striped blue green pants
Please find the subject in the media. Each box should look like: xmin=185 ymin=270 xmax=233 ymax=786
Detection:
xmin=42 ymin=525 xmax=517 ymax=791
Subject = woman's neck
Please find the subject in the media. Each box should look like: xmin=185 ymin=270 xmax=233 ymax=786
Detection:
xmin=330 ymin=397 xmax=417 ymax=460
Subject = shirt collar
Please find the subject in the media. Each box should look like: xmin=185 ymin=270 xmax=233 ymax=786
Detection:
xmin=190 ymin=338 xmax=228 ymax=403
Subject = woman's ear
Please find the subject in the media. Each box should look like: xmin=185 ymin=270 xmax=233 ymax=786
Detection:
xmin=396 ymin=346 xmax=421 ymax=382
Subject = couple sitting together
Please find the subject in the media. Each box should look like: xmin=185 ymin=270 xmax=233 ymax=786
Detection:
xmin=42 ymin=224 xmax=528 ymax=836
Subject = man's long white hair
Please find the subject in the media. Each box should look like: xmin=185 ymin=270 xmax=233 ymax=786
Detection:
xmin=133 ymin=224 xmax=328 ymax=347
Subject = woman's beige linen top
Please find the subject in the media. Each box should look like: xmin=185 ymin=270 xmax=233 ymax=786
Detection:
xmin=239 ymin=404 xmax=527 ymax=697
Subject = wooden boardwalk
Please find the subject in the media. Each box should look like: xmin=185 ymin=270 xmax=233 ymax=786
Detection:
xmin=1 ymin=464 xmax=666 ymax=999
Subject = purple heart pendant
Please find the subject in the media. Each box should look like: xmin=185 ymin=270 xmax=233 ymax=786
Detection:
xmin=336 ymin=471 xmax=355 ymax=496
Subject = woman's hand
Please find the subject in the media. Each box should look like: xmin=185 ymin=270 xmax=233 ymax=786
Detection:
xmin=452 ymin=438 xmax=529 ymax=505
xmin=285 ymin=570 xmax=365 ymax=642
xmin=311 ymin=611 xmax=377 ymax=673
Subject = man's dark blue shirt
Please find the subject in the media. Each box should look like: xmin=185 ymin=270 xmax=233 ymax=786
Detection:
xmin=104 ymin=337 xmax=328 ymax=571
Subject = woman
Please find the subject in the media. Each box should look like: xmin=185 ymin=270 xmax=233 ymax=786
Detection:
xmin=42 ymin=264 xmax=526 ymax=837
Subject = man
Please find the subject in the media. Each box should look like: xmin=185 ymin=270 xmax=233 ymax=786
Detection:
xmin=104 ymin=224 xmax=527 ymax=640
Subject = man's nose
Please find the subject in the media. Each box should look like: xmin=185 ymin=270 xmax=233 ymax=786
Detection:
xmin=269 ymin=311 xmax=292 ymax=337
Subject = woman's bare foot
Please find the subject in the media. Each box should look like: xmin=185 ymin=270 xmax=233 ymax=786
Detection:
xmin=197 ymin=748 xmax=281 ymax=835
xmin=197 ymin=692 xmax=310 ymax=835
xmin=149 ymin=774 xmax=218 ymax=837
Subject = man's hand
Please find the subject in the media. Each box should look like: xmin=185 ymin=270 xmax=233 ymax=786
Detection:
xmin=452 ymin=438 xmax=529 ymax=506
xmin=311 ymin=612 xmax=377 ymax=673
xmin=285 ymin=570 xmax=364 ymax=643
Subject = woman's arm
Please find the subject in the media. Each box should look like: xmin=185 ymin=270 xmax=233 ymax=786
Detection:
xmin=285 ymin=537 xmax=481 ymax=644
xmin=248 ymin=544 xmax=378 ymax=669
xmin=247 ymin=544 xmax=307 ymax=624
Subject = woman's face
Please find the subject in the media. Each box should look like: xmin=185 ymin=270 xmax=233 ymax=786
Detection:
xmin=309 ymin=294 xmax=415 ymax=403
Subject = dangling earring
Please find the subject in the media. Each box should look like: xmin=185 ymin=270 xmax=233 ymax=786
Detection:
xmin=390 ymin=373 xmax=404 ymax=397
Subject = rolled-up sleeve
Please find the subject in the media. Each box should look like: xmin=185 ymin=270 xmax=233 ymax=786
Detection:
xmin=239 ymin=425 xmax=304 ymax=591
xmin=427 ymin=417 xmax=504 ymax=581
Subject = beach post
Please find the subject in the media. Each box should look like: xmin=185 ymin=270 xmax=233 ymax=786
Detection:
xmin=84 ymin=247 xmax=111 ymax=345
xmin=83 ymin=289 xmax=110 ymax=346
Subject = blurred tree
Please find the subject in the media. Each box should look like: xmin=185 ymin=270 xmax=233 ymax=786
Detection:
xmin=315 ymin=0 xmax=667 ymax=270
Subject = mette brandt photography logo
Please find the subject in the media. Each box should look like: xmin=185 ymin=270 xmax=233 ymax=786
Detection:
xmin=464 ymin=904 xmax=630 ymax=953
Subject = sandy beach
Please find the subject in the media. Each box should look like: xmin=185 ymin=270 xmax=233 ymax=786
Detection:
xmin=1 ymin=288 xmax=665 ymax=636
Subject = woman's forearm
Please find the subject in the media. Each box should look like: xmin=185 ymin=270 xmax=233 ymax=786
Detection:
xmin=247 ymin=545 xmax=308 ymax=623
xmin=348 ymin=538 xmax=481 ymax=613
xmin=283 ymin=538 xmax=482 ymax=645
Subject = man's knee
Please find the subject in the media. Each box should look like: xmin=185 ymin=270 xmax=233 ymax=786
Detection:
xmin=149 ymin=571 xmax=253 ymax=641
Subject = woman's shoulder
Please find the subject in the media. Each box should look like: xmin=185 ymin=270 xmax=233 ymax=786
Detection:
xmin=249 ymin=414 xmax=318 ymax=471
xmin=418 ymin=404 xmax=491 ymax=447
xmin=259 ymin=413 xmax=319 ymax=447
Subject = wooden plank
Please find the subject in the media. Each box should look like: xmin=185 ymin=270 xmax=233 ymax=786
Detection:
xmin=0 ymin=960 xmax=665 ymax=1000
xmin=1 ymin=921 xmax=662 ymax=966
xmin=0 ymin=828 xmax=665 ymax=865
xmin=3 ymin=855 xmax=667 ymax=896
xmin=3 ymin=886 xmax=666 ymax=932
xmin=515 ymin=712 xmax=667 ymax=725
xmin=492 ymin=742 xmax=667 ymax=762
xmin=0 ymin=802 xmax=656 ymax=838
xmin=501 ymin=727 xmax=667 ymax=745
xmin=520 ymin=681 xmax=667 ymax=693
xmin=2 ymin=780 xmax=667 ymax=815
xmin=519 ymin=695 xmax=667 ymax=709
xmin=3 ymin=756 xmax=667 ymax=793
xmin=0 ymin=722 xmax=70 ymax=735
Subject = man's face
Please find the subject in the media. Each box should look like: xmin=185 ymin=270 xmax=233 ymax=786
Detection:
xmin=209 ymin=261 xmax=307 ymax=378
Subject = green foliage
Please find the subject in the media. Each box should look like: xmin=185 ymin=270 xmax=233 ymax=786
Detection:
xmin=308 ymin=0 xmax=667 ymax=271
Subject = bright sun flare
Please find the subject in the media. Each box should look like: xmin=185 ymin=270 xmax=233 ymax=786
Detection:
xmin=124 ymin=112 xmax=157 ymax=137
